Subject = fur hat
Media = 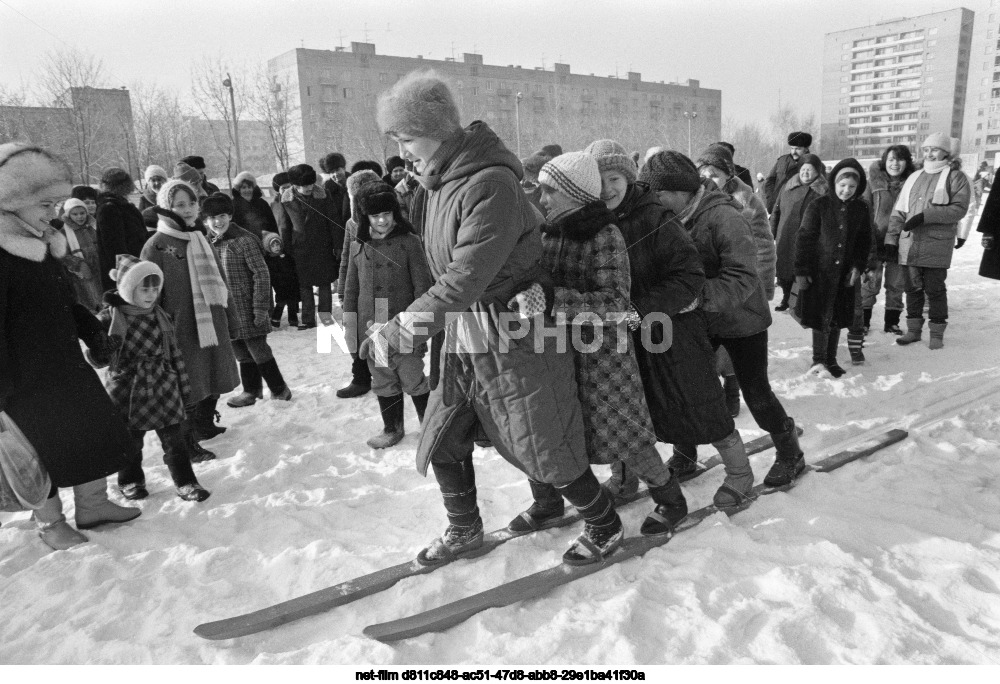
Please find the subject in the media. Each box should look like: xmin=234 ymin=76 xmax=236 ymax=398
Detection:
xmin=799 ymin=154 xmax=826 ymax=177
xmin=357 ymin=181 xmax=400 ymax=216
xmin=287 ymin=164 xmax=317 ymax=187
xmin=346 ymin=169 xmax=381 ymax=198
xmin=156 ymin=179 xmax=200 ymax=210
xmin=385 ymin=155 xmax=405 ymax=173
xmin=787 ymin=131 xmax=812 ymax=148
xmin=538 ymin=151 xmax=602 ymax=204
xmin=320 ymin=152 xmax=347 ymax=173
xmin=144 ymin=165 xmax=168 ymax=183
xmin=696 ymin=144 xmax=735 ymax=177
xmin=715 ymin=141 xmax=736 ymax=154
xmin=70 ymin=185 xmax=99 ymax=202
xmin=271 ymin=172 xmax=289 ymax=193
xmin=261 ymin=231 xmax=282 ymax=253
xmin=639 ymin=151 xmax=702 ymax=193
xmin=202 ymin=193 xmax=234 ymax=217
xmin=179 ymin=155 xmax=206 ymax=170
xmin=376 ymin=69 xmax=462 ymax=140
xmin=540 ymin=144 xmax=563 ymax=158
xmin=172 ymin=161 xmax=204 ymax=189
xmin=351 ymin=160 xmax=383 ymax=177
xmin=110 ymin=254 xmax=163 ymax=305
xmin=100 ymin=167 xmax=135 ymax=196
xmin=232 ymin=172 xmax=257 ymax=192
xmin=585 ymin=139 xmax=637 ymax=183
xmin=0 ymin=143 xmax=73 ymax=211
xmin=521 ymin=152 xmax=552 ymax=174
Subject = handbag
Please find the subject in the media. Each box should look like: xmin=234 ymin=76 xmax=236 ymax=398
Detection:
xmin=0 ymin=411 xmax=52 ymax=511
xmin=788 ymin=280 xmax=804 ymax=327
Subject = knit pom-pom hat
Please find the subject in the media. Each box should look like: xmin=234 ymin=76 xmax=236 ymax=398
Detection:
xmin=156 ymin=179 xmax=200 ymax=211
xmin=696 ymin=144 xmax=735 ymax=177
xmin=376 ymin=69 xmax=462 ymax=140
xmin=144 ymin=165 xmax=168 ymax=182
xmin=639 ymin=151 xmax=702 ymax=193
xmin=110 ymin=253 xmax=163 ymax=305
xmin=584 ymin=139 xmax=637 ymax=183
xmin=538 ymin=151 xmax=602 ymax=204
xmin=0 ymin=143 xmax=73 ymax=211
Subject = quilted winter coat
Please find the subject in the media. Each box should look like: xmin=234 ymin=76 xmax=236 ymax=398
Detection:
xmin=793 ymin=159 xmax=872 ymax=331
xmin=0 ymin=225 xmax=132 ymax=487
xmin=405 ymin=121 xmax=588 ymax=484
xmin=277 ymin=184 xmax=344 ymax=286
xmin=771 ymin=173 xmax=829 ymax=283
xmin=210 ymin=223 xmax=272 ymax=340
xmin=613 ymin=183 xmax=733 ymax=445
xmin=541 ymin=202 xmax=657 ymax=464
xmin=886 ymin=162 xmax=971 ymax=269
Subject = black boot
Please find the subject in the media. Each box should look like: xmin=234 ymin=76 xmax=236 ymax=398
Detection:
xmin=192 ymin=396 xmax=226 ymax=441
xmin=418 ymin=457 xmax=484 ymax=566
xmin=763 ymin=417 xmax=805 ymax=487
xmin=667 ymin=444 xmax=699 ymax=478
xmin=601 ymin=460 xmax=639 ymax=504
xmin=775 ymin=283 xmax=791 ymax=312
xmin=259 ymin=358 xmax=291 ymax=399
xmin=723 ymin=374 xmax=741 ymax=417
xmin=182 ymin=415 xmax=216 ymax=463
xmin=337 ymin=354 xmax=372 ymax=398
xmin=160 ymin=425 xmax=211 ymax=502
xmin=884 ymin=309 xmax=903 ymax=335
xmin=809 ymin=329 xmax=828 ymax=374
xmin=847 ymin=331 xmax=865 ymax=366
xmin=825 ymin=328 xmax=846 ymax=377
xmin=411 ymin=391 xmax=430 ymax=423
xmin=862 ymin=308 xmax=873 ymax=334
xmin=227 ymin=362 xmax=263 ymax=407
xmin=557 ymin=469 xmax=624 ymax=565
xmin=640 ymin=474 xmax=688 ymax=536
xmin=367 ymin=394 xmax=405 ymax=449
xmin=508 ymin=478 xmax=566 ymax=533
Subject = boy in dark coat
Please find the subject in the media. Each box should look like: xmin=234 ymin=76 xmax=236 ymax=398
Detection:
xmin=343 ymin=182 xmax=432 ymax=449
xmin=261 ymin=231 xmax=300 ymax=327
xmin=95 ymin=255 xmax=211 ymax=502
xmin=794 ymin=159 xmax=872 ymax=377
xmin=96 ymin=167 xmax=149 ymax=291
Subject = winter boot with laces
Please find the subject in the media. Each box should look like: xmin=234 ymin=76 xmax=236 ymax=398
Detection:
xmin=32 ymin=493 xmax=88 ymax=551
xmin=667 ymin=444 xmax=700 ymax=479
xmin=558 ymin=469 xmax=624 ymax=565
xmin=712 ymin=429 xmax=757 ymax=512
xmin=418 ymin=457 xmax=484 ymax=566
xmin=600 ymin=460 xmax=640 ymax=504
xmin=928 ymin=322 xmax=947 ymax=350
xmin=847 ymin=331 xmax=865 ymax=365
xmin=640 ymin=474 xmax=688 ymax=536
xmin=367 ymin=394 xmax=405 ymax=449
xmin=884 ymin=309 xmax=903 ymax=335
xmin=508 ymin=478 xmax=566 ymax=533
xmin=73 ymin=479 xmax=142 ymax=530
xmin=896 ymin=318 xmax=924 ymax=345
xmin=763 ymin=417 xmax=806 ymax=488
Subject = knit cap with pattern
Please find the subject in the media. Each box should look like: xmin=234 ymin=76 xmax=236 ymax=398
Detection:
xmin=538 ymin=151 xmax=601 ymax=204
xmin=638 ymin=151 xmax=702 ymax=193
xmin=111 ymin=253 xmax=163 ymax=305
xmin=584 ymin=139 xmax=637 ymax=183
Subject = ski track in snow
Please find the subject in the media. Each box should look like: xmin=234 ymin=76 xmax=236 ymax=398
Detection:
xmin=2 ymin=246 xmax=1000 ymax=664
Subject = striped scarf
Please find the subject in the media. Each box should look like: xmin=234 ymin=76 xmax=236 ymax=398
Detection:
xmin=894 ymin=161 xmax=952 ymax=215
xmin=156 ymin=218 xmax=228 ymax=347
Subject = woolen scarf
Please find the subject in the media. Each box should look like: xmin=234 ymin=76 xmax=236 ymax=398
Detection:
xmin=894 ymin=159 xmax=952 ymax=215
xmin=155 ymin=216 xmax=228 ymax=347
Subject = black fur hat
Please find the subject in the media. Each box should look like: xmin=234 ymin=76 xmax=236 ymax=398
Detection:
xmin=202 ymin=192 xmax=234 ymax=217
xmin=320 ymin=152 xmax=347 ymax=173
xmin=351 ymin=160 xmax=383 ymax=177
xmin=180 ymin=155 xmax=206 ymax=170
xmin=272 ymin=171 xmax=289 ymax=192
xmin=355 ymin=181 xmax=408 ymax=241
xmin=384 ymin=155 xmax=405 ymax=172
xmin=287 ymin=164 xmax=317 ymax=187
xmin=71 ymin=184 xmax=99 ymax=202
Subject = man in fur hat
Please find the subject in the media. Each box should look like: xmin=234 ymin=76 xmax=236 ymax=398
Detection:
xmin=179 ymin=155 xmax=220 ymax=196
xmin=763 ymin=131 xmax=813 ymax=213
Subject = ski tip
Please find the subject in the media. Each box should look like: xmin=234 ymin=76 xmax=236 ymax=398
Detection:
xmin=193 ymin=623 xmax=232 ymax=641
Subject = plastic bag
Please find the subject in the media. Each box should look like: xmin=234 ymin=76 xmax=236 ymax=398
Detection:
xmin=0 ymin=411 xmax=51 ymax=511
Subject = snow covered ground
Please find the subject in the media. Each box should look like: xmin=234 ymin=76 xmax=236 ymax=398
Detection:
xmin=2 ymin=244 xmax=999 ymax=665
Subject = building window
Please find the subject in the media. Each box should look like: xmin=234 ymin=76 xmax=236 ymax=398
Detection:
xmin=343 ymin=88 xmax=353 ymax=98
xmin=486 ymin=80 xmax=494 ymax=91
xmin=979 ymin=123 xmax=984 ymax=130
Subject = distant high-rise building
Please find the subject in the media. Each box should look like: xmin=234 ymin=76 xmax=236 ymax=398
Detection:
xmin=962 ymin=0 xmax=1000 ymax=166
xmin=267 ymin=43 xmax=721 ymax=168
xmin=822 ymin=9 xmax=974 ymax=161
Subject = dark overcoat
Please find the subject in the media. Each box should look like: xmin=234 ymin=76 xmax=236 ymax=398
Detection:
xmin=976 ymin=168 xmax=1000 ymax=280
xmin=277 ymin=185 xmax=344 ymax=286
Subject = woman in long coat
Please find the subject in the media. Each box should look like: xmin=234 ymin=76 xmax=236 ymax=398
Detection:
xmin=977 ymin=167 xmax=1000 ymax=280
xmin=231 ymin=172 xmax=279 ymax=241
xmin=771 ymin=154 xmax=828 ymax=311
xmin=0 ymin=143 xmax=140 ymax=550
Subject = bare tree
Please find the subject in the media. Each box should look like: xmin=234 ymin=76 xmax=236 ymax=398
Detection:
xmin=191 ymin=54 xmax=248 ymax=186
xmin=131 ymin=82 xmax=189 ymax=175
xmin=722 ymin=118 xmax=783 ymax=179
xmin=247 ymin=65 xmax=297 ymax=170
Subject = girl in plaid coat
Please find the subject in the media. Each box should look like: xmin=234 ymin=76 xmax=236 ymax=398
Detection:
xmin=95 ymin=254 xmax=211 ymax=502
xmin=203 ymin=194 xmax=292 ymax=407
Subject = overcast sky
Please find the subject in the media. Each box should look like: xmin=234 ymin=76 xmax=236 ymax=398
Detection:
xmin=0 ymin=0 xmax=990 ymax=128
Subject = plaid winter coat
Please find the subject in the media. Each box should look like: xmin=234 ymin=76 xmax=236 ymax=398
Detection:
xmin=97 ymin=297 xmax=190 ymax=431
xmin=210 ymin=223 xmax=272 ymax=340
xmin=541 ymin=202 xmax=657 ymax=465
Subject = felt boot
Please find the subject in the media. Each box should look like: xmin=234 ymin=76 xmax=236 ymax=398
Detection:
xmin=337 ymin=355 xmax=372 ymax=398
xmin=411 ymin=391 xmax=430 ymax=424
xmin=601 ymin=460 xmax=640 ymax=504
xmin=825 ymin=329 xmax=846 ymax=378
xmin=884 ymin=309 xmax=903 ymax=335
xmin=367 ymin=394 xmax=405 ymax=449
xmin=73 ymin=479 xmax=142 ymax=529
xmin=862 ymin=308 xmax=873 ymax=334
xmin=896 ymin=318 xmax=924 ymax=345
xmin=640 ymin=475 xmax=688 ymax=536
xmin=928 ymin=322 xmax=947 ymax=350
xmin=33 ymin=494 xmax=88 ymax=550
xmin=508 ymin=478 xmax=566 ymax=533
xmin=418 ymin=457 xmax=484 ymax=565
xmin=667 ymin=444 xmax=699 ymax=478
xmin=712 ymin=430 xmax=757 ymax=511
xmin=848 ymin=331 xmax=866 ymax=365
xmin=227 ymin=363 xmax=263 ymax=407
xmin=259 ymin=358 xmax=291 ymax=399
xmin=558 ymin=469 xmax=624 ymax=565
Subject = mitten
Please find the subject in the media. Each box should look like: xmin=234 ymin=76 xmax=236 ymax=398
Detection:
xmin=254 ymin=311 xmax=269 ymax=328
xmin=902 ymin=213 xmax=924 ymax=231
xmin=883 ymin=244 xmax=899 ymax=263
xmin=795 ymin=275 xmax=812 ymax=291
xmin=507 ymin=282 xmax=546 ymax=319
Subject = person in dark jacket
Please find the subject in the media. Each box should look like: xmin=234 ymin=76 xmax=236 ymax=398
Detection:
xmin=96 ymin=167 xmax=149 ymax=292
xmin=976 ymin=166 xmax=1000 ymax=281
xmin=764 ymin=131 xmax=812 ymax=213
xmin=373 ymin=70 xmax=622 ymax=566
xmin=771 ymin=154 xmax=827 ymax=311
xmin=0 ymin=143 xmax=140 ymax=551
xmin=343 ymin=182 xmax=432 ymax=449
xmin=715 ymin=141 xmax=754 ymax=190
xmin=793 ymin=159 xmax=872 ymax=376
xmin=382 ymin=155 xmax=406 ymax=186
xmin=179 ymin=155 xmax=220 ymax=196
xmin=319 ymin=152 xmax=351 ymax=227
xmin=643 ymin=151 xmax=806 ymax=489
xmin=261 ymin=232 xmax=300 ymax=327
xmin=231 ymin=171 xmax=279 ymax=240
xmin=277 ymin=163 xmax=344 ymax=329
xmin=270 ymin=171 xmax=291 ymax=231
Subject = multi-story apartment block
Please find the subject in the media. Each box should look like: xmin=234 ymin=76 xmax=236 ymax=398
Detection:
xmin=267 ymin=43 xmax=721 ymax=167
xmin=961 ymin=0 xmax=1000 ymax=166
xmin=822 ymin=9 xmax=974 ymax=161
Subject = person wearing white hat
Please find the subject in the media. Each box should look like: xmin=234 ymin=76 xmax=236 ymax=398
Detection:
xmin=886 ymin=133 xmax=971 ymax=349
xmin=139 ymin=165 xmax=169 ymax=211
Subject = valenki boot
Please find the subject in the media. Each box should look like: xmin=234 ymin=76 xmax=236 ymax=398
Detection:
xmin=73 ymin=479 xmax=142 ymax=530
xmin=862 ymin=308 xmax=873 ymax=334
xmin=32 ymin=494 xmax=88 ymax=550
xmin=825 ymin=329 xmax=846 ymax=378
xmin=411 ymin=391 xmax=430 ymax=424
xmin=508 ymin=478 xmax=566 ymax=533
xmin=227 ymin=362 xmax=263 ymax=407
xmin=640 ymin=474 xmax=688 ymax=536
xmin=712 ymin=429 xmax=757 ymax=511
xmin=884 ymin=309 xmax=903 ymax=335
xmin=763 ymin=417 xmax=806 ymax=487
xmin=367 ymin=394 xmax=405 ymax=449
xmin=418 ymin=457 xmax=484 ymax=566
xmin=896 ymin=318 xmax=924 ymax=345
xmin=602 ymin=460 xmax=640 ymax=503
xmin=558 ymin=469 xmax=624 ymax=565
xmin=928 ymin=322 xmax=947 ymax=350
xmin=259 ymin=358 xmax=292 ymax=400
xmin=667 ymin=444 xmax=700 ymax=478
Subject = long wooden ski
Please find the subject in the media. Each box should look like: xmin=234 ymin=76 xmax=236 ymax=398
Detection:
xmin=363 ymin=429 xmax=907 ymax=643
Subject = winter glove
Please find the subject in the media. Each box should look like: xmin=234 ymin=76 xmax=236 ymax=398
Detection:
xmin=984 ymin=235 xmax=997 ymax=250
xmin=506 ymin=282 xmax=546 ymax=319
xmin=902 ymin=213 xmax=925 ymax=232
xmin=883 ymin=244 xmax=899 ymax=263
xmin=844 ymin=268 xmax=860 ymax=287
xmin=624 ymin=307 xmax=641 ymax=332
xmin=795 ymin=275 xmax=812 ymax=291
xmin=955 ymin=238 xmax=966 ymax=249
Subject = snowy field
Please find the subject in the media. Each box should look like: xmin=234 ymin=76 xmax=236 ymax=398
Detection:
xmin=2 ymin=244 xmax=999 ymax=665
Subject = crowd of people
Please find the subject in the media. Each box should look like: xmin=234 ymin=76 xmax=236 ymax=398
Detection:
xmin=1 ymin=68 xmax=998 ymax=564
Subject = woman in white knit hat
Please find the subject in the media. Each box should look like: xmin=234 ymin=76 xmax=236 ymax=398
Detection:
xmin=139 ymin=165 xmax=169 ymax=211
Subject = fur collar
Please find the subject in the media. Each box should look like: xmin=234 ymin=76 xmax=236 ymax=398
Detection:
xmin=784 ymin=173 xmax=829 ymax=196
xmin=281 ymin=184 xmax=327 ymax=203
xmin=542 ymin=201 xmax=617 ymax=242
xmin=0 ymin=210 xmax=68 ymax=261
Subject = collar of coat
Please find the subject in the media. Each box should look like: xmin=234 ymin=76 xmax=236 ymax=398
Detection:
xmin=541 ymin=201 xmax=616 ymax=241
xmin=0 ymin=210 xmax=68 ymax=261
xmin=784 ymin=173 xmax=829 ymax=196
xmin=281 ymin=184 xmax=327 ymax=203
